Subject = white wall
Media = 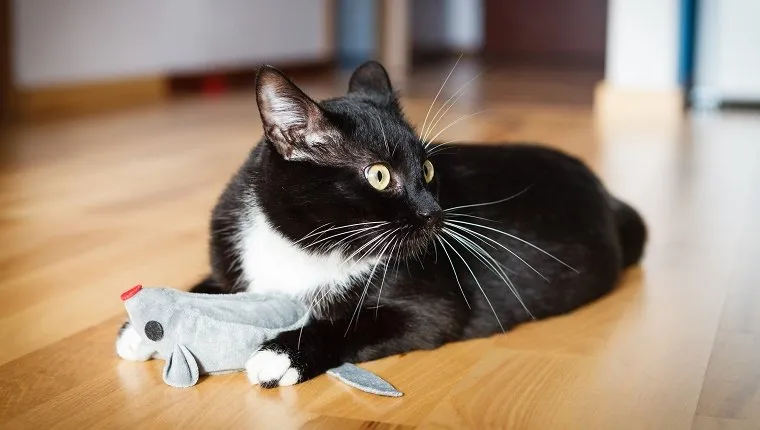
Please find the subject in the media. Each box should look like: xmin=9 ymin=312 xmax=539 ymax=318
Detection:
xmin=446 ymin=0 xmax=483 ymax=51
xmin=14 ymin=0 xmax=165 ymax=88
xmin=693 ymin=0 xmax=760 ymax=103
xmin=162 ymin=0 xmax=329 ymax=73
xmin=605 ymin=0 xmax=681 ymax=90
xmin=13 ymin=0 xmax=330 ymax=89
xmin=412 ymin=0 xmax=483 ymax=52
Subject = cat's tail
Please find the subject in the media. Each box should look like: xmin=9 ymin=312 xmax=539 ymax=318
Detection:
xmin=611 ymin=197 xmax=647 ymax=268
xmin=188 ymin=275 xmax=227 ymax=294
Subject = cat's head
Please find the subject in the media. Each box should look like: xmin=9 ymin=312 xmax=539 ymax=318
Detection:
xmin=253 ymin=61 xmax=441 ymax=261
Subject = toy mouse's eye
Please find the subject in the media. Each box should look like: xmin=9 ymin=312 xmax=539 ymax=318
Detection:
xmin=144 ymin=320 xmax=164 ymax=341
xmin=365 ymin=163 xmax=391 ymax=190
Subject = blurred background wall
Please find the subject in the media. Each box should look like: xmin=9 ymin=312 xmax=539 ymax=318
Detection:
xmin=693 ymin=0 xmax=760 ymax=107
xmin=412 ymin=0 xmax=483 ymax=56
xmin=1 ymin=0 xmax=759 ymax=122
xmin=13 ymin=0 xmax=331 ymax=88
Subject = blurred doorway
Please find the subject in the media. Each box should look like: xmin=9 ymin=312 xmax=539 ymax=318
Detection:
xmin=484 ymin=0 xmax=607 ymax=69
xmin=1 ymin=0 xmax=13 ymax=123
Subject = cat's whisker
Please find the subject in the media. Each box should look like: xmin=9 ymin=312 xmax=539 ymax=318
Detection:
xmin=423 ymin=72 xmax=483 ymax=144
xmin=394 ymin=229 xmax=410 ymax=277
xmin=437 ymin=138 xmax=462 ymax=146
xmin=438 ymin=234 xmax=503 ymax=331
xmin=426 ymin=148 xmax=445 ymax=158
xmin=353 ymin=227 xmax=401 ymax=268
xmin=298 ymin=284 xmax=329 ymax=350
xmin=345 ymin=231 xmax=397 ymax=336
xmin=446 ymin=218 xmax=579 ymax=273
xmin=375 ymin=235 xmax=402 ymax=318
xmin=443 ymin=185 xmax=533 ymax=213
xmin=420 ymin=54 xmax=463 ymax=147
xmin=304 ymin=222 xmax=388 ymax=250
xmin=307 ymin=223 xmax=387 ymax=247
xmin=426 ymin=150 xmax=459 ymax=158
xmin=443 ymin=229 xmax=512 ymax=292
xmin=444 ymin=221 xmax=548 ymax=282
xmin=432 ymin=235 xmax=439 ymax=263
xmin=444 ymin=229 xmax=511 ymax=288
xmin=299 ymin=282 xmax=343 ymax=349
xmin=426 ymin=139 xmax=461 ymax=157
xmin=412 ymin=238 xmax=425 ymax=268
xmin=445 ymin=213 xmax=501 ymax=224
xmin=442 ymin=228 xmax=534 ymax=319
xmin=293 ymin=222 xmax=334 ymax=244
xmin=321 ymin=225 xmax=388 ymax=254
xmin=435 ymin=235 xmax=471 ymax=309
xmin=426 ymin=110 xmax=488 ymax=146
xmin=375 ymin=116 xmax=391 ymax=155
xmin=297 ymin=220 xmax=387 ymax=245
xmin=299 ymin=220 xmax=386 ymax=240
xmin=323 ymin=230 xmax=376 ymax=255
xmin=343 ymin=227 xmax=398 ymax=266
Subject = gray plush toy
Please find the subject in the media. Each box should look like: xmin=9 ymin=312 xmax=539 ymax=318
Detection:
xmin=119 ymin=285 xmax=402 ymax=397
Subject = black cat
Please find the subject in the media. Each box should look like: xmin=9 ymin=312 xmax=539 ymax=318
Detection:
xmin=117 ymin=61 xmax=646 ymax=388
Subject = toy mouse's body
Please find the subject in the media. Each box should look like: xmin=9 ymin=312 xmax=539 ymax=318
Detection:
xmin=118 ymin=285 xmax=402 ymax=396
xmin=121 ymin=285 xmax=309 ymax=387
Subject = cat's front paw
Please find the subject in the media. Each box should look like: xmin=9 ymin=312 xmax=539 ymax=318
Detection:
xmin=245 ymin=346 xmax=302 ymax=388
xmin=246 ymin=328 xmax=337 ymax=389
xmin=115 ymin=321 xmax=157 ymax=361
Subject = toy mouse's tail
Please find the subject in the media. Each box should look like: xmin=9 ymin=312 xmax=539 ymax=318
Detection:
xmin=188 ymin=275 xmax=227 ymax=294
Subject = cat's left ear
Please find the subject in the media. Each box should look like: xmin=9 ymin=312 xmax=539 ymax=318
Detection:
xmin=348 ymin=61 xmax=395 ymax=105
xmin=256 ymin=65 xmax=337 ymax=162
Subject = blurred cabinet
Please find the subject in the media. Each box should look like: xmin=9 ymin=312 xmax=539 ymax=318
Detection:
xmin=484 ymin=0 xmax=607 ymax=64
xmin=693 ymin=0 xmax=760 ymax=106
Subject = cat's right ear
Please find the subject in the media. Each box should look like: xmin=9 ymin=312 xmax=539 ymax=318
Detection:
xmin=256 ymin=65 xmax=336 ymax=161
xmin=348 ymin=61 xmax=395 ymax=105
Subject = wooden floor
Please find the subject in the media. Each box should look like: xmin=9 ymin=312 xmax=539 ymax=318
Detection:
xmin=1 ymin=63 xmax=759 ymax=429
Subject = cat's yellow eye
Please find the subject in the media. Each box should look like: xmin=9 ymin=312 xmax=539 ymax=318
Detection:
xmin=365 ymin=163 xmax=391 ymax=190
xmin=423 ymin=160 xmax=435 ymax=183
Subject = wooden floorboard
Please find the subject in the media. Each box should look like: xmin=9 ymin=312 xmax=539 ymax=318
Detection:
xmin=1 ymin=64 xmax=759 ymax=429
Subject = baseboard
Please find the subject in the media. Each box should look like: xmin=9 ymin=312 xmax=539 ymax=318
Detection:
xmin=167 ymin=59 xmax=336 ymax=95
xmin=481 ymin=52 xmax=605 ymax=70
xmin=17 ymin=76 xmax=167 ymax=120
xmin=594 ymin=81 xmax=685 ymax=124
xmin=593 ymin=81 xmax=686 ymax=141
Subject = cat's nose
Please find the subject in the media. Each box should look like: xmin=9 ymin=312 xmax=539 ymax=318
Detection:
xmin=417 ymin=209 xmax=443 ymax=226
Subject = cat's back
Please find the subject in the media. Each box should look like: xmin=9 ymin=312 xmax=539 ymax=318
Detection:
xmin=432 ymin=142 xmax=597 ymax=187
xmin=433 ymin=142 xmax=615 ymax=245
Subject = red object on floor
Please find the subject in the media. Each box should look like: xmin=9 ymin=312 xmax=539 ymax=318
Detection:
xmin=120 ymin=284 xmax=143 ymax=301
xmin=202 ymin=74 xmax=227 ymax=96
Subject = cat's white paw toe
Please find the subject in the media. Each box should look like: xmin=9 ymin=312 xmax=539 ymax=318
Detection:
xmin=245 ymin=349 xmax=300 ymax=387
xmin=278 ymin=367 xmax=300 ymax=386
xmin=116 ymin=323 xmax=156 ymax=361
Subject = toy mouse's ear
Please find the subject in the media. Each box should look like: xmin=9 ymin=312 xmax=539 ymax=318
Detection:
xmin=163 ymin=344 xmax=199 ymax=388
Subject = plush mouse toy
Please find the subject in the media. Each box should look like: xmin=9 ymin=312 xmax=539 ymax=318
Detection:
xmin=119 ymin=285 xmax=402 ymax=397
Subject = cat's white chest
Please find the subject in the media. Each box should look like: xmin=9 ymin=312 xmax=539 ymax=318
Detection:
xmin=238 ymin=214 xmax=378 ymax=299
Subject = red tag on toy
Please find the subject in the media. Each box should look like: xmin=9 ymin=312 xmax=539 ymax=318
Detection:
xmin=120 ymin=284 xmax=143 ymax=301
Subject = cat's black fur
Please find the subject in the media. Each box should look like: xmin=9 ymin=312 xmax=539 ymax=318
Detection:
xmin=191 ymin=61 xmax=647 ymax=387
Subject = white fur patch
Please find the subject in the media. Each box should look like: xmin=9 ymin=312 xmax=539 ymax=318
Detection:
xmin=246 ymin=349 xmax=300 ymax=386
xmin=116 ymin=324 xmax=156 ymax=361
xmin=238 ymin=208 xmax=379 ymax=301
xmin=279 ymin=368 xmax=300 ymax=386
